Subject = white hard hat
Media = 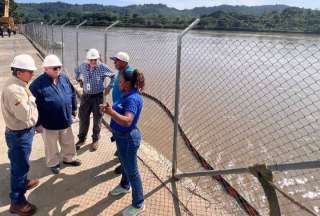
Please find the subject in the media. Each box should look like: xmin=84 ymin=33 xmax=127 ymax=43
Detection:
xmin=42 ymin=55 xmax=62 ymax=67
xmin=11 ymin=54 xmax=37 ymax=71
xmin=110 ymin=52 xmax=130 ymax=63
xmin=86 ymin=48 xmax=100 ymax=60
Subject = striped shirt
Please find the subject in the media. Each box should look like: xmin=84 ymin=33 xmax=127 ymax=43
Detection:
xmin=75 ymin=63 xmax=115 ymax=95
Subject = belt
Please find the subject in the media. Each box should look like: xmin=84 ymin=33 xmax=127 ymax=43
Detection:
xmin=83 ymin=92 xmax=103 ymax=97
xmin=5 ymin=127 xmax=33 ymax=133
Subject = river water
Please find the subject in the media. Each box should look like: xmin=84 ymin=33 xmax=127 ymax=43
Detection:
xmin=51 ymin=27 xmax=320 ymax=215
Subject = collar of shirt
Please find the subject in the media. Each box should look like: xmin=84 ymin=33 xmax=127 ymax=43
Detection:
xmin=86 ymin=64 xmax=97 ymax=72
xmin=119 ymin=65 xmax=129 ymax=73
xmin=122 ymin=88 xmax=138 ymax=99
xmin=12 ymin=76 xmax=28 ymax=87
xmin=120 ymin=65 xmax=135 ymax=74
xmin=43 ymin=72 xmax=62 ymax=84
xmin=117 ymin=65 xmax=134 ymax=80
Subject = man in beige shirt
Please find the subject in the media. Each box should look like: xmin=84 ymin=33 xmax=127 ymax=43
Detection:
xmin=1 ymin=54 xmax=39 ymax=216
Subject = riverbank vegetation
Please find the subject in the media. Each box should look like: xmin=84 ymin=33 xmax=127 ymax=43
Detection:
xmin=2 ymin=2 xmax=320 ymax=33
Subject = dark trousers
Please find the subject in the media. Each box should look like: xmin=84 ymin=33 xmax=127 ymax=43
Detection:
xmin=78 ymin=93 xmax=103 ymax=142
xmin=5 ymin=127 xmax=35 ymax=205
xmin=113 ymin=129 xmax=144 ymax=208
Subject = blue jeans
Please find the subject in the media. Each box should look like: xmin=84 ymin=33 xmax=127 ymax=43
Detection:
xmin=113 ymin=129 xmax=144 ymax=208
xmin=5 ymin=127 xmax=35 ymax=205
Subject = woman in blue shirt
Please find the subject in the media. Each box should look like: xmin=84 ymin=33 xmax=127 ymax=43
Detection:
xmin=101 ymin=69 xmax=145 ymax=216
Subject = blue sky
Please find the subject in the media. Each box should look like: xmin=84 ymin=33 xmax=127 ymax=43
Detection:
xmin=16 ymin=0 xmax=320 ymax=10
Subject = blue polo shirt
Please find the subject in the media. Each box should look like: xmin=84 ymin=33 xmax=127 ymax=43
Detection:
xmin=110 ymin=89 xmax=143 ymax=133
xmin=29 ymin=73 xmax=77 ymax=130
xmin=112 ymin=65 xmax=135 ymax=103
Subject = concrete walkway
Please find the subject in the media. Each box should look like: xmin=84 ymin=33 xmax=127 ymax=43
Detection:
xmin=0 ymin=35 xmax=221 ymax=216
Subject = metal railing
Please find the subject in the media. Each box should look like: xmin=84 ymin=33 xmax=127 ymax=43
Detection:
xmin=21 ymin=20 xmax=320 ymax=216
xmin=76 ymin=20 xmax=87 ymax=67
xmin=60 ymin=21 xmax=71 ymax=65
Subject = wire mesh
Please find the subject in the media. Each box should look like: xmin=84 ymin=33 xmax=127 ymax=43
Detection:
xmin=62 ymin=26 xmax=82 ymax=78
xmin=105 ymin=28 xmax=249 ymax=215
xmin=179 ymin=33 xmax=320 ymax=215
xmin=22 ymin=23 xmax=320 ymax=216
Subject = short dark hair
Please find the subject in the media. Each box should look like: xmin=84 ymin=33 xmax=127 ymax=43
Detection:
xmin=11 ymin=67 xmax=19 ymax=76
xmin=11 ymin=67 xmax=28 ymax=77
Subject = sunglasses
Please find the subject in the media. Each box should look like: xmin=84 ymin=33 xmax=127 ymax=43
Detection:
xmin=52 ymin=66 xmax=61 ymax=71
xmin=23 ymin=70 xmax=34 ymax=74
xmin=89 ymin=59 xmax=98 ymax=62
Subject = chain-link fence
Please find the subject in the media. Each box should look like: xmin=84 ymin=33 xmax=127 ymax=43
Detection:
xmin=177 ymin=32 xmax=320 ymax=216
xmin=21 ymin=21 xmax=320 ymax=216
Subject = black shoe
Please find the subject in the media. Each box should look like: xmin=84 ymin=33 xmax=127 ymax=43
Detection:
xmin=63 ymin=159 xmax=82 ymax=166
xmin=114 ymin=165 xmax=122 ymax=174
xmin=110 ymin=136 xmax=115 ymax=142
xmin=75 ymin=139 xmax=85 ymax=150
xmin=114 ymin=150 xmax=118 ymax=157
xmin=50 ymin=164 xmax=60 ymax=174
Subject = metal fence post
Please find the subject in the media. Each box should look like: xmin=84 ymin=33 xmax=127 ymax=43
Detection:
xmin=76 ymin=20 xmax=87 ymax=67
xmin=40 ymin=22 xmax=44 ymax=49
xmin=33 ymin=23 xmax=36 ymax=42
xmin=104 ymin=21 xmax=119 ymax=63
xmin=45 ymin=23 xmax=49 ymax=54
xmin=29 ymin=24 xmax=31 ymax=38
xmin=172 ymin=18 xmax=200 ymax=177
xmin=51 ymin=21 xmax=59 ymax=54
xmin=36 ymin=23 xmax=39 ymax=42
xmin=31 ymin=23 xmax=34 ymax=42
xmin=60 ymin=21 xmax=71 ymax=65
xmin=35 ymin=23 xmax=40 ymax=44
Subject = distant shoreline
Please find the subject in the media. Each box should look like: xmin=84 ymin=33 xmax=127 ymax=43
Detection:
xmin=61 ymin=24 xmax=320 ymax=36
xmin=14 ymin=3 xmax=320 ymax=35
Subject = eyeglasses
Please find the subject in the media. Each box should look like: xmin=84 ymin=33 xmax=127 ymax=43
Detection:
xmin=52 ymin=67 xmax=61 ymax=71
xmin=89 ymin=59 xmax=98 ymax=62
xmin=23 ymin=70 xmax=34 ymax=74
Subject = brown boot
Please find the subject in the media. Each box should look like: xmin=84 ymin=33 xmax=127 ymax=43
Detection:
xmin=9 ymin=201 xmax=37 ymax=216
xmin=26 ymin=179 xmax=39 ymax=190
xmin=90 ymin=140 xmax=99 ymax=152
xmin=75 ymin=139 xmax=85 ymax=150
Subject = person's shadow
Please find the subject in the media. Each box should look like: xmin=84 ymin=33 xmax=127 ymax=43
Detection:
xmin=27 ymin=158 xmax=119 ymax=216
xmin=76 ymin=178 xmax=181 ymax=216
xmin=73 ymin=193 xmax=126 ymax=216
xmin=0 ymin=157 xmax=50 ymax=209
xmin=0 ymin=158 xmax=119 ymax=216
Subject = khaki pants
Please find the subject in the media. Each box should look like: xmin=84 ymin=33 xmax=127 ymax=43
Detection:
xmin=42 ymin=127 xmax=77 ymax=167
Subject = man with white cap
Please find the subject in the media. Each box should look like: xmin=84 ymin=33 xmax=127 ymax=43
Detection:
xmin=30 ymin=54 xmax=81 ymax=174
xmin=1 ymin=54 xmax=39 ymax=215
xmin=110 ymin=52 xmax=135 ymax=104
xmin=110 ymin=51 xmax=135 ymax=174
xmin=74 ymin=48 xmax=114 ymax=151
